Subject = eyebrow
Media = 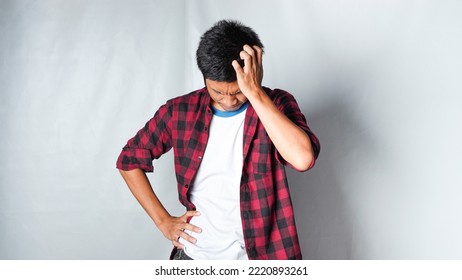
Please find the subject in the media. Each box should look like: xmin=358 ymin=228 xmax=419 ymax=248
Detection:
xmin=212 ymin=88 xmax=242 ymax=95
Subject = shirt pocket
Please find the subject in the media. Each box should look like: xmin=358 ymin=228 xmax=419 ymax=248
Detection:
xmin=250 ymin=139 xmax=272 ymax=174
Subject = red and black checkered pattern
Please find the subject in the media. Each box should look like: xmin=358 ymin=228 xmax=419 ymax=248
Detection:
xmin=116 ymin=87 xmax=320 ymax=259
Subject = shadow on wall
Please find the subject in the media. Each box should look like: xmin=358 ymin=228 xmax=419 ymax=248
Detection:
xmin=288 ymin=88 xmax=377 ymax=260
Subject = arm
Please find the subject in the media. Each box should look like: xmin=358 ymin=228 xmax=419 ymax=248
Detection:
xmin=232 ymin=45 xmax=315 ymax=171
xmin=116 ymin=105 xmax=201 ymax=248
xmin=119 ymin=168 xmax=201 ymax=249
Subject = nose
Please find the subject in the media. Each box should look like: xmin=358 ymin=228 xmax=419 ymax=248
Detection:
xmin=221 ymin=96 xmax=239 ymax=107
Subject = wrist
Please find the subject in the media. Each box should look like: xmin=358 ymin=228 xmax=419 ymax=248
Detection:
xmin=244 ymin=86 xmax=265 ymax=102
xmin=155 ymin=212 xmax=172 ymax=228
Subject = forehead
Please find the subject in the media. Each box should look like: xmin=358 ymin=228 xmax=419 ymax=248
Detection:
xmin=206 ymin=79 xmax=240 ymax=93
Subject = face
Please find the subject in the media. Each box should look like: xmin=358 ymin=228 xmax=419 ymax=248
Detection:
xmin=205 ymin=79 xmax=248 ymax=112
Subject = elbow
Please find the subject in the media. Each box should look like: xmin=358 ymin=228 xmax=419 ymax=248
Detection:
xmin=292 ymin=153 xmax=315 ymax=172
xmin=293 ymin=136 xmax=317 ymax=172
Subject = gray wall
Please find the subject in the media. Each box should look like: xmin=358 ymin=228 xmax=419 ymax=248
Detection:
xmin=1 ymin=0 xmax=461 ymax=259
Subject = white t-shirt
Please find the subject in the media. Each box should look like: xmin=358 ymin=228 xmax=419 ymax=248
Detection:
xmin=179 ymin=103 xmax=248 ymax=260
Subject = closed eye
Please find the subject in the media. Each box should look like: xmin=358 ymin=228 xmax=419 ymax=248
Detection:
xmin=213 ymin=89 xmax=241 ymax=96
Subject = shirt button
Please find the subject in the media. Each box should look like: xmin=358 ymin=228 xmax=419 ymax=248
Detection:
xmin=184 ymin=184 xmax=189 ymax=188
xmin=204 ymin=126 xmax=208 ymax=131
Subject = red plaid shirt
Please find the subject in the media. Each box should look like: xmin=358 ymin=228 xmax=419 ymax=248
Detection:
xmin=116 ymin=87 xmax=320 ymax=260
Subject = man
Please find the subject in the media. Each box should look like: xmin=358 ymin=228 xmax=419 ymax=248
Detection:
xmin=116 ymin=20 xmax=320 ymax=260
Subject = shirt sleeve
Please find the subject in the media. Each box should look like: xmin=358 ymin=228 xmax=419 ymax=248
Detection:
xmin=116 ymin=103 xmax=173 ymax=172
xmin=273 ymin=89 xmax=321 ymax=170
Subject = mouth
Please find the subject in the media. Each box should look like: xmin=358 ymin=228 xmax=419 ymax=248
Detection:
xmin=224 ymin=105 xmax=241 ymax=111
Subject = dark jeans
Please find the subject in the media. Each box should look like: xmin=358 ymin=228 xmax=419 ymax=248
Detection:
xmin=173 ymin=249 xmax=194 ymax=260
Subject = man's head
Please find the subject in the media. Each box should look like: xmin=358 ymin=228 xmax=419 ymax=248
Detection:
xmin=197 ymin=20 xmax=264 ymax=111
xmin=196 ymin=20 xmax=264 ymax=82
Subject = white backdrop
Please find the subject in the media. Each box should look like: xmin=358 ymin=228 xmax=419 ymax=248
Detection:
xmin=1 ymin=0 xmax=462 ymax=259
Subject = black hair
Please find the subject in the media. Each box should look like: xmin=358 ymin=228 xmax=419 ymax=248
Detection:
xmin=196 ymin=20 xmax=264 ymax=82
